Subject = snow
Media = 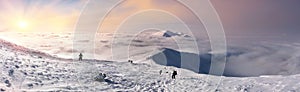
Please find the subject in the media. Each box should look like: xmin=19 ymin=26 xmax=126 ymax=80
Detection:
xmin=158 ymin=30 xmax=189 ymax=37
xmin=0 ymin=31 xmax=300 ymax=91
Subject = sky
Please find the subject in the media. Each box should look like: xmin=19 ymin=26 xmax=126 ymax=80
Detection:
xmin=211 ymin=0 xmax=300 ymax=38
xmin=0 ymin=0 xmax=299 ymax=41
xmin=0 ymin=0 xmax=84 ymax=32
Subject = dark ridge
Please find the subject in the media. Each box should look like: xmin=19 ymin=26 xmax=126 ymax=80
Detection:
xmin=151 ymin=48 xmax=250 ymax=77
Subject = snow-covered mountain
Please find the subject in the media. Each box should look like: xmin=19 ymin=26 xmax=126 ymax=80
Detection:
xmin=140 ymin=30 xmax=191 ymax=38
xmin=0 ymin=38 xmax=217 ymax=91
xmin=158 ymin=30 xmax=190 ymax=38
xmin=1 ymin=34 xmax=300 ymax=91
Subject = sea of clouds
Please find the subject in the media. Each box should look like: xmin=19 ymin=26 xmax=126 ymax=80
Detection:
xmin=0 ymin=31 xmax=300 ymax=77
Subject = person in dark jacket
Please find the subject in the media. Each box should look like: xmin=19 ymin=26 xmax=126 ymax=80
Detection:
xmin=172 ymin=70 xmax=177 ymax=79
xmin=95 ymin=73 xmax=106 ymax=82
xmin=79 ymin=53 xmax=83 ymax=61
xmin=128 ymin=60 xmax=133 ymax=63
xmin=159 ymin=70 xmax=162 ymax=75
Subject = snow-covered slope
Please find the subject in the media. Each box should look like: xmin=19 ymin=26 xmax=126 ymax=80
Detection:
xmin=0 ymin=39 xmax=216 ymax=91
xmin=1 ymin=37 xmax=300 ymax=91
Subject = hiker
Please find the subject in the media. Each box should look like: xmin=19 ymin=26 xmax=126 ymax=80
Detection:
xmin=95 ymin=73 xmax=106 ymax=82
xmin=8 ymin=69 xmax=14 ymax=76
xmin=103 ymin=73 xmax=106 ymax=78
xmin=159 ymin=70 xmax=162 ymax=75
xmin=79 ymin=53 xmax=83 ymax=61
xmin=128 ymin=60 xmax=133 ymax=63
xmin=172 ymin=70 xmax=177 ymax=79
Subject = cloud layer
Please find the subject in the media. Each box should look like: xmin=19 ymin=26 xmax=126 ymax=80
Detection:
xmin=1 ymin=30 xmax=300 ymax=77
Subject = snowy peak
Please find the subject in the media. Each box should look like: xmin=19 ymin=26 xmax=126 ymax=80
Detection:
xmin=162 ymin=30 xmax=181 ymax=37
xmin=160 ymin=30 xmax=190 ymax=38
xmin=138 ymin=29 xmax=190 ymax=38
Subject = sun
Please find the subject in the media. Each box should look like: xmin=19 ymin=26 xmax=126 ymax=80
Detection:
xmin=17 ymin=20 xmax=29 ymax=30
xmin=16 ymin=20 xmax=29 ymax=30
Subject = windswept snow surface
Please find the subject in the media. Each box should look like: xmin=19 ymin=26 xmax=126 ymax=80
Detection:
xmin=0 ymin=39 xmax=300 ymax=91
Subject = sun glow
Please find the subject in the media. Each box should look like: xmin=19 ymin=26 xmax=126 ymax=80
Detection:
xmin=17 ymin=20 xmax=29 ymax=29
xmin=0 ymin=0 xmax=86 ymax=32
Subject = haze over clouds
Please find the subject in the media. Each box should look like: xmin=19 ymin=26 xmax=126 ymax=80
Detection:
xmin=1 ymin=0 xmax=299 ymax=41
